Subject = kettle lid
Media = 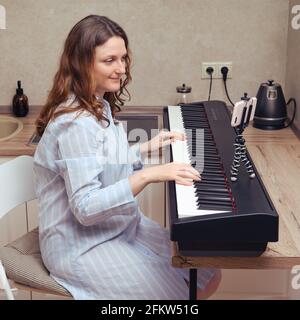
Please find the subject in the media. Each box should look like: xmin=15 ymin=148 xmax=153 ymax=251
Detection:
xmin=263 ymin=79 xmax=282 ymax=89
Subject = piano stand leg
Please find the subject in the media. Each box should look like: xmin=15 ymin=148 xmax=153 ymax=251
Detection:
xmin=189 ymin=269 xmax=197 ymax=300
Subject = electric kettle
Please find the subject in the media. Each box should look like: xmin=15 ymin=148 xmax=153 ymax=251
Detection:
xmin=253 ymin=80 xmax=296 ymax=130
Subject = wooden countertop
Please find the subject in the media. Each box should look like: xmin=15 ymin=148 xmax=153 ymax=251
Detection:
xmin=172 ymin=125 xmax=300 ymax=269
xmin=0 ymin=106 xmax=164 ymax=157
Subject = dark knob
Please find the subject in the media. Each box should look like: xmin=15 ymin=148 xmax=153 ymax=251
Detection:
xmin=176 ymin=83 xmax=191 ymax=93
xmin=267 ymin=80 xmax=274 ymax=86
xmin=241 ymin=92 xmax=249 ymax=101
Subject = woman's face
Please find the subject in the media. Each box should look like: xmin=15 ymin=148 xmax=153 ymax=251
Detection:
xmin=93 ymin=36 xmax=127 ymax=97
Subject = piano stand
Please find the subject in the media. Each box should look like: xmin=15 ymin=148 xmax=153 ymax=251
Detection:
xmin=230 ymin=133 xmax=255 ymax=181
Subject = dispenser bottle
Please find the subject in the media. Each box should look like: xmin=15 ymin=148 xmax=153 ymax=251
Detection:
xmin=12 ymin=81 xmax=29 ymax=117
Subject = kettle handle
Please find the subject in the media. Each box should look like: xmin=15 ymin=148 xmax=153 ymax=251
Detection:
xmin=284 ymin=98 xmax=297 ymax=128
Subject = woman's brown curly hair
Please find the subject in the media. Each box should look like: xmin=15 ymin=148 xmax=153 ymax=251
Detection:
xmin=35 ymin=15 xmax=132 ymax=136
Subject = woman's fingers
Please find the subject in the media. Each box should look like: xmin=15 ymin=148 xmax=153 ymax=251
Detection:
xmin=177 ymin=170 xmax=201 ymax=181
xmin=177 ymin=165 xmax=201 ymax=177
xmin=161 ymin=139 xmax=174 ymax=147
xmin=175 ymin=177 xmax=194 ymax=186
xmin=160 ymin=130 xmax=186 ymax=142
xmin=174 ymin=164 xmax=201 ymax=183
xmin=153 ymin=131 xmax=186 ymax=150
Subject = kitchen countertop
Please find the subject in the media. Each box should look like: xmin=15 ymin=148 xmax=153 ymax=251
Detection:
xmin=0 ymin=105 xmax=164 ymax=157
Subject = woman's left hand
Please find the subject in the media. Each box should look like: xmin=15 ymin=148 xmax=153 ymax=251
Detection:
xmin=140 ymin=130 xmax=186 ymax=154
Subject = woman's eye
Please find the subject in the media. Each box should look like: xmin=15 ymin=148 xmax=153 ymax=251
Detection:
xmin=104 ymin=56 xmax=126 ymax=64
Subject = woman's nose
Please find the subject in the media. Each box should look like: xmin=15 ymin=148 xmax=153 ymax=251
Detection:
xmin=115 ymin=60 xmax=126 ymax=74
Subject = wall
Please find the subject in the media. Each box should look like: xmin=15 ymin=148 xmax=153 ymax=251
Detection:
xmin=286 ymin=0 xmax=300 ymax=131
xmin=0 ymin=0 xmax=289 ymax=108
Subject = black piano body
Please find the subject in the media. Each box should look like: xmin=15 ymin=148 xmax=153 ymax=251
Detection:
xmin=163 ymin=100 xmax=279 ymax=257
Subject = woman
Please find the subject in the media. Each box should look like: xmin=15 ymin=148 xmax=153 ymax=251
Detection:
xmin=34 ymin=15 xmax=221 ymax=300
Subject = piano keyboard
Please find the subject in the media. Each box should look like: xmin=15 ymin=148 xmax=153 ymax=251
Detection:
xmin=164 ymin=101 xmax=278 ymax=256
xmin=168 ymin=105 xmax=235 ymax=218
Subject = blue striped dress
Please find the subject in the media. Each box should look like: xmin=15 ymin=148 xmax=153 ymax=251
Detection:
xmin=33 ymin=95 xmax=215 ymax=300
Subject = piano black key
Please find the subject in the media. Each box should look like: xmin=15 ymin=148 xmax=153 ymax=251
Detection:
xmin=197 ymin=199 xmax=233 ymax=206
xmin=195 ymin=186 xmax=229 ymax=193
xmin=196 ymin=194 xmax=232 ymax=203
xmin=197 ymin=203 xmax=233 ymax=211
xmin=203 ymin=163 xmax=222 ymax=169
xmin=199 ymin=168 xmax=223 ymax=176
xmin=198 ymin=181 xmax=228 ymax=188
xmin=196 ymin=193 xmax=232 ymax=202
xmin=197 ymin=199 xmax=233 ymax=209
xmin=192 ymin=154 xmax=221 ymax=163
xmin=197 ymin=173 xmax=226 ymax=180
xmin=200 ymin=180 xmax=227 ymax=187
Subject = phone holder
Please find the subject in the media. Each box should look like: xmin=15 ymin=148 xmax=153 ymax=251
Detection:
xmin=230 ymin=93 xmax=257 ymax=182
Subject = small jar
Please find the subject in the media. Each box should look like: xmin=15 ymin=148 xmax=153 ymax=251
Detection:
xmin=176 ymin=83 xmax=192 ymax=105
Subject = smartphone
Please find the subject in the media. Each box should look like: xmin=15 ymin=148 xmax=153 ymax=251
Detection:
xmin=231 ymin=97 xmax=257 ymax=127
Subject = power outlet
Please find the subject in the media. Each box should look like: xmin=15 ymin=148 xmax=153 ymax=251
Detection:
xmin=201 ymin=62 xmax=233 ymax=79
xmin=201 ymin=62 xmax=219 ymax=79
xmin=218 ymin=62 xmax=233 ymax=79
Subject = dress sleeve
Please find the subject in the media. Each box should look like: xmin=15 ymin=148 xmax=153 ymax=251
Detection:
xmin=54 ymin=117 xmax=137 ymax=226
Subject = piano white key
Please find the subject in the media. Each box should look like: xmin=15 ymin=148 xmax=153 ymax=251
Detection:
xmin=167 ymin=105 xmax=228 ymax=218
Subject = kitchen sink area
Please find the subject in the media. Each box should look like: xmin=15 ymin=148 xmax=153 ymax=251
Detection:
xmin=0 ymin=116 xmax=23 ymax=142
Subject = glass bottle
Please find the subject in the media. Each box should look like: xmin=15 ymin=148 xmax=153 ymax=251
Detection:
xmin=12 ymin=80 xmax=29 ymax=117
xmin=176 ymin=83 xmax=192 ymax=105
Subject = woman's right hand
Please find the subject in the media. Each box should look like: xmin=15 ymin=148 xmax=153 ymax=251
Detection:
xmin=144 ymin=162 xmax=201 ymax=186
